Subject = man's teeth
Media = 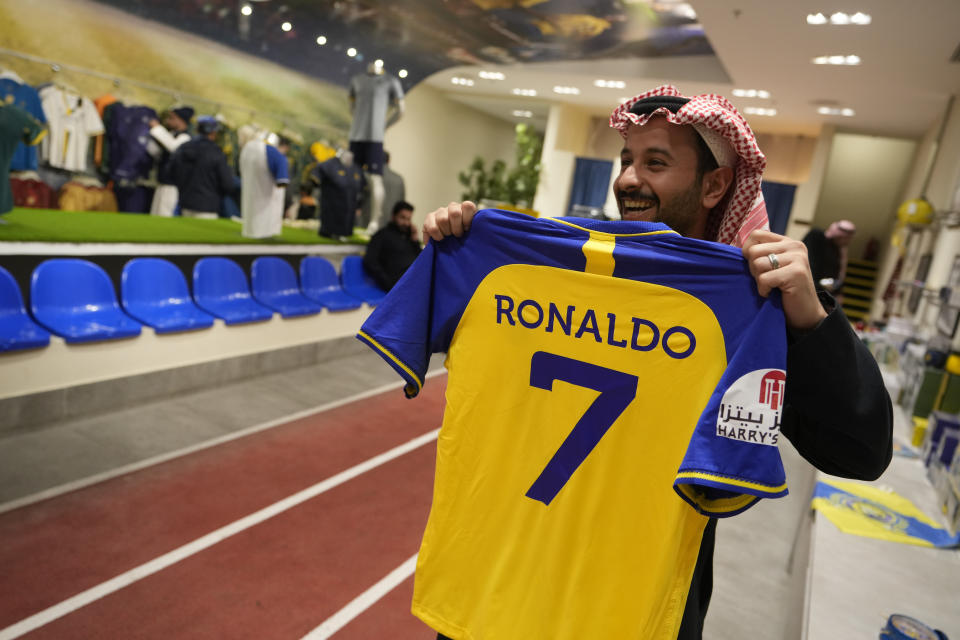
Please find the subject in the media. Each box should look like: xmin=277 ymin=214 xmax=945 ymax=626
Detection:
xmin=622 ymin=199 xmax=655 ymax=210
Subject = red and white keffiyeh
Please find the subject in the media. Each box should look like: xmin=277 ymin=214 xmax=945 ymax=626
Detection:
xmin=609 ymin=85 xmax=768 ymax=247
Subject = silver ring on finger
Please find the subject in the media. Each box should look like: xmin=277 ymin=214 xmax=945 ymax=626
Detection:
xmin=767 ymin=253 xmax=780 ymax=270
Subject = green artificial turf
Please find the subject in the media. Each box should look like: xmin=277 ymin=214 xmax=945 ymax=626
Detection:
xmin=0 ymin=209 xmax=367 ymax=245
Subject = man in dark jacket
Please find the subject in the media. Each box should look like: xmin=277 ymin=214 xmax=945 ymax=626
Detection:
xmin=422 ymin=86 xmax=892 ymax=640
xmin=363 ymin=200 xmax=421 ymax=290
xmin=169 ymin=116 xmax=235 ymax=218
xmin=803 ymin=220 xmax=857 ymax=293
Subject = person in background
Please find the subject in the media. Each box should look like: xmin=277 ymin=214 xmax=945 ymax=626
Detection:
xmin=169 ymin=116 xmax=235 ymax=219
xmin=148 ymin=105 xmax=193 ymax=217
xmin=368 ymin=150 xmax=405 ymax=233
xmin=803 ymin=220 xmax=856 ymax=294
xmin=290 ymin=183 xmax=318 ymax=220
xmin=363 ymin=200 xmax=420 ymax=290
xmin=421 ymin=86 xmax=891 ymax=640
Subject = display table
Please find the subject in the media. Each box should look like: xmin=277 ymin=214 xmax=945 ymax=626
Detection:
xmin=802 ymin=406 xmax=960 ymax=638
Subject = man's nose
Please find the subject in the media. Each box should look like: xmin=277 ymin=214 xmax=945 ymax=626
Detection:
xmin=618 ymin=165 xmax=641 ymax=189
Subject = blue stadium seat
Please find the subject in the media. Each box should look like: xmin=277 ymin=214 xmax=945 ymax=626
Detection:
xmin=30 ymin=259 xmax=142 ymax=343
xmin=251 ymin=257 xmax=322 ymax=318
xmin=340 ymin=255 xmax=387 ymax=305
xmin=122 ymin=258 xmax=215 ymax=333
xmin=299 ymin=256 xmax=362 ymax=312
xmin=0 ymin=266 xmax=50 ymax=352
xmin=192 ymin=257 xmax=273 ymax=325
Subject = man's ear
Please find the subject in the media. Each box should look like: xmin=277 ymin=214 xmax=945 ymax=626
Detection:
xmin=701 ymin=166 xmax=735 ymax=209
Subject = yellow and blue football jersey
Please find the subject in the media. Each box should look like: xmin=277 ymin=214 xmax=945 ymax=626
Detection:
xmin=358 ymin=209 xmax=788 ymax=640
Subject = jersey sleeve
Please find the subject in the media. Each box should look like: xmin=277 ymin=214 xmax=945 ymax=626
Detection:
xmin=391 ymin=77 xmax=405 ymax=102
xmin=266 ymin=145 xmax=290 ymax=184
xmin=673 ymin=293 xmax=789 ymax=517
xmin=7 ymin=105 xmax=46 ymax=146
xmin=82 ymin=99 xmax=105 ymax=137
xmin=357 ymin=237 xmax=473 ymax=398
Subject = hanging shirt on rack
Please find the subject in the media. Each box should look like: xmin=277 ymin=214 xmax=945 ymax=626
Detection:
xmin=0 ymin=74 xmax=47 ymax=172
xmin=104 ymin=103 xmax=158 ymax=183
xmin=92 ymin=93 xmax=118 ymax=168
xmin=39 ymin=85 xmax=104 ymax=172
xmin=1 ymin=103 xmax=46 ymax=214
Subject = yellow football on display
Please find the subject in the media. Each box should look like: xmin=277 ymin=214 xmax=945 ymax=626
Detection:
xmin=897 ymin=198 xmax=934 ymax=225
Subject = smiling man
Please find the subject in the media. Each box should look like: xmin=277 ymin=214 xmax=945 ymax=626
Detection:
xmin=614 ymin=106 xmax=732 ymax=238
xmin=416 ymin=85 xmax=892 ymax=639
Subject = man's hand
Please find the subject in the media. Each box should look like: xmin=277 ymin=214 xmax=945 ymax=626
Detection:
xmin=149 ymin=119 xmax=160 ymax=128
xmin=422 ymin=201 xmax=477 ymax=242
xmin=742 ymin=229 xmax=828 ymax=331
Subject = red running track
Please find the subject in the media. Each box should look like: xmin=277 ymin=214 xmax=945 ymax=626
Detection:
xmin=0 ymin=378 xmax=447 ymax=639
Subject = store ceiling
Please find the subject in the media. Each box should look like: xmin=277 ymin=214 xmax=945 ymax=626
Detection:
xmin=430 ymin=0 xmax=960 ymax=139
xmin=100 ymin=0 xmax=960 ymax=139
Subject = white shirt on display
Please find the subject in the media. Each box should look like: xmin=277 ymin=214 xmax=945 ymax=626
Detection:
xmin=39 ymin=86 xmax=104 ymax=172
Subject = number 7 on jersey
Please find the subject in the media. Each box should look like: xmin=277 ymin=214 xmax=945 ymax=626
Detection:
xmin=526 ymin=351 xmax=639 ymax=505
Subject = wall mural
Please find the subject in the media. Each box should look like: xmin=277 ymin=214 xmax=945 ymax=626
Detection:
xmin=93 ymin=0 xmax=712 ymax=89
xmin=0 ymin=0 xmax=709 ymax=145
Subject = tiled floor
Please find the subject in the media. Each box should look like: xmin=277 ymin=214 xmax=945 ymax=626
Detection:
xmin=1 ymin=349 xmax=816 ymax=639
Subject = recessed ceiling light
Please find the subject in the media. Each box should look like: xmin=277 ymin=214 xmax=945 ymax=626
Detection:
xmin=744 ymin=107 xmax=777 ymax=116
xmin=452 ymin=77 xmax=475 ymax=86
xmin=807 ymin=11 xmax=871 ymax=25
xmin=398 ymin=69 xmax=408 ymax=79
xmin=281 ymin=21 xmax=292 ymax=32
xmin=553 ymin=86 xmax=581 ymax=95
xmin=316 ymin=35 xmax=327 ymax=45
xmin=817 ymin=106 xmax=856 ymax=116
xmin=512 ymin=88 xmax=537 ymax=96
xmin=732 ymin=89 xmax=771 ymax=99
xmin=512 ymin=110 xmax=533 ymax=118
xmin=346 ymin=47 xmax=357 ymax=57
xmin=240 ymin=4 xmax=253 ymax=16
xmin=479 ymin=71 xmax=506 ymax=80
xmin=672 ymin=3 xmax=697 ymax=20
xmin=812 ymin=54 xmax=860 ymax=65
xmin=594 ymin=79 xmax=626 ymax=89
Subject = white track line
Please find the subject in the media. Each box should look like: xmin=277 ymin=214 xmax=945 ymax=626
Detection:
xmin=0 ymin=429 xmax=440 ymax=640
xmin=301 ymin=553 xmax=418 ymax=639
xmin=0 ymin=370 xmax=444 ymax=515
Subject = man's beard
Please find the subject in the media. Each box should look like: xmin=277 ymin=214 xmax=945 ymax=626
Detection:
xmin=619 ymin=180 xmax=703 ymax=237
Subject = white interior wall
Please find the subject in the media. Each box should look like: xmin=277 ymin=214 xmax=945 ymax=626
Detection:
xmin=923 ymin=97 xmax=960 ymax=212
xmin=754 ymin=134 xmax=818 ymax=185
xmin=384 ymin=85 xmax=518 ymax=229
xmin=533 ymin=103 xmax=593 ymax=217
xmin=811 ymin=133 xmax=917 ymax=258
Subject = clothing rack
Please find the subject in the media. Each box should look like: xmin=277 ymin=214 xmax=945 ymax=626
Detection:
xmin=0 ymin=47 xmax=343 ymax=138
